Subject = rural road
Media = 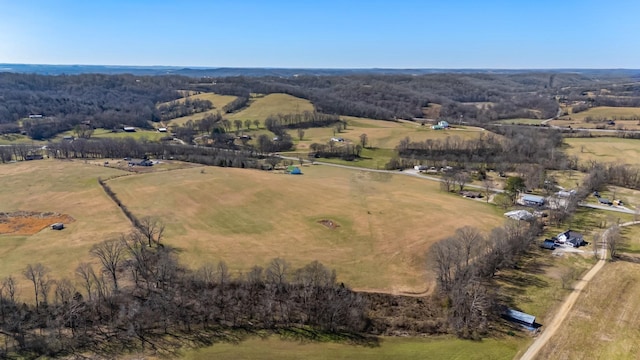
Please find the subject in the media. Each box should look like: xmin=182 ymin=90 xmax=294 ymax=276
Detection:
xmin=519 ymin=221 xmax=640 ymax=360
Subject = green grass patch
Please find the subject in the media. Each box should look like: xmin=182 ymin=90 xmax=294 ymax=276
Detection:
xmin=179 ymin=335 xmax=524 ymax=360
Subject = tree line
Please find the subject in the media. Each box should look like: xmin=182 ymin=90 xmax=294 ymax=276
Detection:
xmin=392 ymin=127 xmax=567 ymax=170
xmin=0 ymin=233 xmax=368 ymax=357
xmin=157 ymin=98 xmax=213 ymax=121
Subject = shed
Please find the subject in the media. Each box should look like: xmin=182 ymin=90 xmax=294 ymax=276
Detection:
xmin=123 ymin=126 xmax=136 ymax=132
xmin=504 ymin=309 xmax=538 ymax=331
xmin=158 ymin=127 xmax=167 ymax=132
xmin=598 ymin=197 xmax=613 ymax=205
xmin=51 ymin=223 xmax=64 ymax=230
xmin=522 ymin=194 xmax=545 ymax=206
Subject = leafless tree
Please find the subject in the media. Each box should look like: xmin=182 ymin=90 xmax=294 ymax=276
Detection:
xmin=91 ymin=239 xmax=126 ymax=291
xmin=441 ymin=171 xmax=456 ymax=192
xmin=253 ymin=119 xmax=260 ymax=129
xmin=23 ymin=263 xmax=48 ymax=312
xmin=297 ymin=128 xmax=305 ymax=141
xmin=244 ymin=119 xmax=251 ymax=130
xmin=359 ymin=133 xmax=368 ymax=148
xmin=139 ymin=216 xmax=165 ymax=247
xmin=605 ymin=224 xmax=622 ymax=260
xmin=454 ymin=172 xmax=471 ymax=192
xmin=266 ymin=258 xmax=289 ymax=285
xmin=1 ymin=276 xmax=17 ymax=303
xmin=482 ymin=179 xmax=493 ymax=203
xmin=75 ymin=263 xmax=96 ymax=301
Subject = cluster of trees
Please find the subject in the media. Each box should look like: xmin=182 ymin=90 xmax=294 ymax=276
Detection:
xmin=256 ymin=134 xmax=294 ymax=154
xmin=157 ymin=98 xmax=213 ymax=121
xmin=0 ymin=233 xmax=367 ymax=357
xmin=222 ymin=96 xmax=249 ymax=113
xmin=46 ymin=138 xmax=280 ymax=170
xmin=264 ymin=112 xmax=341 ymax=132
xmin=393 ymin=127 xmax=567 ymax=170
xmin=0 ymin=73 xmax=186 ymax=139
xmin=428 ymin=221 xmax=541 ymax=338
xmin=308 ymin=142 xmax=363 ymax=161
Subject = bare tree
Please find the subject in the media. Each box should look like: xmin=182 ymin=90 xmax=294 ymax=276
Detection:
xmin=76 ymin=263 xmax=96 ymax=301
xmin=605 ymin=224 xmax=622 ymax=260
xmin=482 ymin=179 xmax=493 ymax=203
xmin=244 ymin=119 xmax=251 ymax=130
xmin=23 ymin=263 xmax=48 ymax=312
xmin=139 ymin=216 xmax=165 ymax=247
xmin=297 ymin=128 xmax=305 ymax=141
xmin=441 ymin=171 xmax=456 ymax=192
xmin=266 ymin=258 xmax=290 ymax=285
xmin=253 ymin=119 xmax=260 ymax=129
xmin=359 ymin=133 xmax=368 ymax=148
xmin=91 ymin=239 xmax=126 ymax=291
xmin=1 ymin=276 xmax=17 ymax=303
xmin=454 ymin=172 xmax=471 ymax=192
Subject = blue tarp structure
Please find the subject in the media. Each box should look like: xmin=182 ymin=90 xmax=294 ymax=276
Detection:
xmin=290 ymin=167 xmax=302 ymax=175
xmin=505 ymin=309 xmax=538 ymax=331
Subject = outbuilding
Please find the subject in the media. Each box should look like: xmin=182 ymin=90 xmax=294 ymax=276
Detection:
xmin=504 ymin=308 xmax=538 ymax=331
xmin=123 ymin=126 xmax=136 ymax=132
xmin=51 ymin=223 xmax=64 ymax=230
xmin=522 ymin=194 xmax=545 ymax=206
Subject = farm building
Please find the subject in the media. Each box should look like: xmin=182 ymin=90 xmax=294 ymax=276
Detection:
xmin=598 ymin=197 xmax=613 ymax=205
xmin=414 ymin=165 xmax=427 ymax=171
xmin=29 ymin=114 xmax=43 ymax=119
xmin=158 ymin=127 xmax=168 ymax=132
xmin=521 ymin=194 xmax=545 ymax=207
xmin=431 ymin=121 xmax=450 ymax=130
xmin=504 ymin=309 xmax=538 ymax=331
xmin=556 ymin=189 xmax=576 ymax=198
xmin=51 ymin=223 xmax=64 ymax=230
xmin=128 ymin=159 xmax=153 ymax=167
xmin=504 ymin=209 xmax=534 ymax=221
xmin=557 ymin=230 xmax=585 ymax=247
xmin=123 ymin=126 xmax=136 ymax=132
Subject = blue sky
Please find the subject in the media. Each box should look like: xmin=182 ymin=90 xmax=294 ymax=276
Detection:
xmin=1 ymin=0 xmax=638 ymax=68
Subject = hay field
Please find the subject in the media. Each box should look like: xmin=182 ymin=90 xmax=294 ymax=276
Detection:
xmin=535 ymin=260 xmax=640 ymax=359
xmin=226 ymin=93 xmax=314 ymax=123
xmin=0 ymin=160 xmax=133 ymax=295
xmin=166 ymin=93 xmax=239 ymax=126
xmin=107 ymin=165 xmax=502 ymax=293
xmin=564 ymin=137 xmax=640 ymax=165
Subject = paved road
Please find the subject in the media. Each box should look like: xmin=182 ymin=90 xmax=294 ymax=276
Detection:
xmin=519 ymin=220 xmax=640 ymax=360
xmin=579 ymin=202 xmax=636 ymax=214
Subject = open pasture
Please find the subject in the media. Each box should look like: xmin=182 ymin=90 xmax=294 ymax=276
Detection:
xmin=552 ymin=106 xmax=640 ymax=130
xmin=226 ymin=93 xmax=315 ymax=123
xmin=165 ymin=93 xmax=239 ymax=126
xmin=0 ymin=160 xmax=133 ymax=295
xmin=107 ymin=164 xmax=503 ymax=293
xmin=563 ymin=137 xmax=640 ymax=165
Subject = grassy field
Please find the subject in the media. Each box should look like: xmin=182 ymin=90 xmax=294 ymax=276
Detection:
xmin=226 ymin=93 xmax=315 ymax=123
xmin=535 ymin=260 xmax=640 ymax=359
xmin=563 ymin=137 xmax=640 ymax=165
xmin=107 ymin=164 xmax=503 ymax=293
xmin=166 ymin=93 xmax=239 ymax=126
xmin=552 ymin=106 xmax=640 ymax=130
xmin=179 ymin=335 xmax=524 ymax=360
xmin=0 ymin=134 xmax=46 ymax=145
xmin=0 ymin=159 xmax=133 ymax=297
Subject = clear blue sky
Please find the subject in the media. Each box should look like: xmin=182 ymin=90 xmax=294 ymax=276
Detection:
xmin=1 ymin=0 xmax=638 ymax=68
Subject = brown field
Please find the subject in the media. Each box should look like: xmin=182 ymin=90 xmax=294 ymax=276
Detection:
xmin=535 ymin=260 xmax=640 ymax=359
xmin=0 ymin=159 xmax=134 ymax=297
xmin=0 ymin=211 xmax=75 ymax=235
xmin=107 ymin=164 xmax=503 ymax=293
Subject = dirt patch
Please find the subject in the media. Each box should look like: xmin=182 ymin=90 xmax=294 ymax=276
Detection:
xmin=318 ymin=219 xmax=340 ymax=229
xmin=0 ymin=211 xmax=75 ymax=235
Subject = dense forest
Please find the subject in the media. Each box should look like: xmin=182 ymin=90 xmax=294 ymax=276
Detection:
xmin=3 ymin=71 xmax=637 ymax=140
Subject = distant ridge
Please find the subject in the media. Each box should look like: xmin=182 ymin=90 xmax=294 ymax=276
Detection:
xmin=1 ymin=63 xmax=639 ymax=78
